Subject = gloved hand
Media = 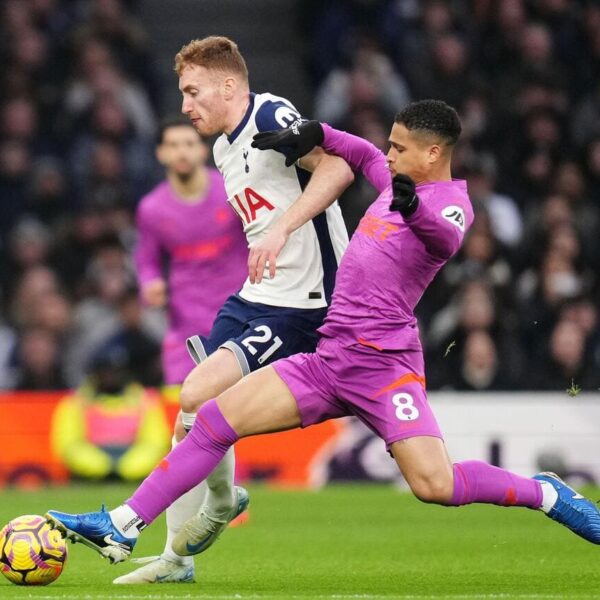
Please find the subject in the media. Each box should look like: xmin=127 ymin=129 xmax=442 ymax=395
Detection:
xmin=390 ymin=174 xmax=419 ymax=217
xmin=252 ymin=120 xmax=324 ymax=167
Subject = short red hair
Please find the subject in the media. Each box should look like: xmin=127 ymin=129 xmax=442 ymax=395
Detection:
xmin=174 ymin=36 xmax=248 ymax=81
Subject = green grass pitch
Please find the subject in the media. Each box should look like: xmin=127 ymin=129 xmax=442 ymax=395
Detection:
xmin=0 ymin=482 xmax=599 ymax=599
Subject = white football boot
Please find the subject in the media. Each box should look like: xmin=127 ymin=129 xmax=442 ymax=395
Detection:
xmin=112 ymin=555 xmax=194 ymax=584
xmin=172 ymin=486 xmax=249 ymax=556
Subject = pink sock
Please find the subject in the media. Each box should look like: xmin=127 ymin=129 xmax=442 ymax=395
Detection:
xmin=127 ymin=400 xmax=238 ymax=524
xmin=449 ymin=461 xmax=542 ymax=508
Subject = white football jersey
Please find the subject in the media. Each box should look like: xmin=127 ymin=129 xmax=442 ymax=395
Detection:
xmin=213 ymin=92 xmax=348 ymax=309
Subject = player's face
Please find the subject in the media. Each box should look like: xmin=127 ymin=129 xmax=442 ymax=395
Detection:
xmin=179 ymin=65 xmax=228 ymax=136
xmin=386 ymin=122 xmax=439 ymax=183
xmin=157 ymin=126 xmax=207 ymax=177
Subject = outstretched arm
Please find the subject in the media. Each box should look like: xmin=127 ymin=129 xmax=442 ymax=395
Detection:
xmin=320 ymin=124 xmax=390 ymax=193
xmin=247 ymin=147 xmax=353 ymax=284
xmin=252 ymin=121 xmax=390 ymax=192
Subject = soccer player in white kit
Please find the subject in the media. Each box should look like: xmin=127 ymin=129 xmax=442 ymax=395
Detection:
xmin=113 ymin=36 xmax=352 ymax=583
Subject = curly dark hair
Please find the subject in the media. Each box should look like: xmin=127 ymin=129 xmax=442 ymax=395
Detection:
xmin=395 ymin=100 xmax=461 ymax=146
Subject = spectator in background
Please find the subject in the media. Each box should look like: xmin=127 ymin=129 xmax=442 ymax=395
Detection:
xmin=571 ymin=82 xmax=600 ymax=150
xmin=64 ymin=42 xmax=156 ymax=141
xmin=69 ymin=98 xmax=149 ymax=204
xmin=70 ymin=0 xmax=159 ymax=105
xmin=463 ymin=154 xmax=524 ymax=248
xmin=411 ymin=33 xmax=475 ymax=110
xmin=50 ymin=206 xmax=110 ymax=298
xmin=447 ymin=329 xmax=516 ymax=392
xmin=1 ymin=0 xmax=600 ymax=394
xmin=50 ymin=346 xmax=170 ymax=481
xmin=426 ymin=279 xmax=523 ymax=389
xmin=26 ymin=157 xmax=70 ymax=226
xmin=0 ymin=140 xmax=32 ymax=236
xmin=14 ymin=327 xmax=66 ymax=390
xmin=529 ymin=318 xmax=599 ymax=391
xmin=9 ymin=265 xmax=62 ymax=330
xmin=442 ymin=216 xmax=513 ymax=300
xmin=517 ymin=246 xmax=592 ymax=356
xmin=313 ymin=35 xmax=410 ymax=128
xmin=94 ymin=287 xmax=162 ymax=387
xmin=63 ymin=236 xmax=163 ymax=387
xmin=298 ymin=0 xmax=398 ymax=85
xmin=6 ymin=218 xmax=52 ymax=283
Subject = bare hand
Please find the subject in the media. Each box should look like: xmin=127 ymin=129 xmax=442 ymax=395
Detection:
xmin=142 ymin=279 xmax=167 ymax=307
xmin=248 ymin=227 xmax=289 ymax=284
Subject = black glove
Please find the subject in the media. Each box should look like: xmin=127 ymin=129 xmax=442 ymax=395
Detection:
xmin=251 ymin=120 xmax=324 ymax=167
xmin=390 ymin=174 xmax=419 ymax=217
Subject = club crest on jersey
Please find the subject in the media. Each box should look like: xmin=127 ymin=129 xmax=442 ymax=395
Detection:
xmin=242 ymin=148 xmax=249 ymax=173
xmin=232 ymin=187 xmax=275 ymax=225
xmin=441 ymin=205 xmax=465 ymax=231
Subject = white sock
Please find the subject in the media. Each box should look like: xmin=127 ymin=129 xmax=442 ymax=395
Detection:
xmin=162 ymin=436 xmax=206 ymax=566
xmin=539 ymin=481 xmax=559 ymax=513
xmin=181 ymin=411 xmax=196 ymax=431
xmin=204 ymin=448 xmax=236 ymax=521
xmin=109 ymin=504 xmax=145 ymax=539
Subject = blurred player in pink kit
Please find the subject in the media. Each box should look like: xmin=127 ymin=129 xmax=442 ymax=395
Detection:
xmin=49 ymin=100 xmax=600 ymax=566
xmin=135 ymin=117 xmax=247 ymax=385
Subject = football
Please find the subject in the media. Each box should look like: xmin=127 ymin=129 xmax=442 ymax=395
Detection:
xmin=0 ymin=515 xmax=67 ymax=586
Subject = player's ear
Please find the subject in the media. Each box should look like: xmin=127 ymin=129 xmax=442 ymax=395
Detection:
xmin=427 ymin=144 xmax=442 ymax=164
xmin=222 ymin=76 xmax=236 ymax=100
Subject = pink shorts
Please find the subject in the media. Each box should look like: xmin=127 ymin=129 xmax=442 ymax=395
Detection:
xmin=272 ymin=337 xmax=442 ymax=450
xmin=162 ymin=333 xmax=196 ymax=385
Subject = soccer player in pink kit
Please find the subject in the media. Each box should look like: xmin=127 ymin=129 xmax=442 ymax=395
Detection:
xmin=135 ymin=117 xmax=247 ymax=385
xmin=48 ymin=100 xmax=600 ymax=566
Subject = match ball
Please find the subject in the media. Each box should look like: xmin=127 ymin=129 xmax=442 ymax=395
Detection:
xmin=0 ymin=515 xmax=67 ymax=585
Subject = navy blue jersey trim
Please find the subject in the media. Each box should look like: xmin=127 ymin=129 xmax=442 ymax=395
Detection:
xmin=227 ymin=93 xmax=256 ymax=144
xmin=295 ymin=167 xmax=338 ymax=304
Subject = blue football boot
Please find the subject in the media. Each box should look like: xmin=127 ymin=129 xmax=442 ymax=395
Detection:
xmin=46 ymin=505 xmax=135 ymax=563
xmin=533 ymin=472 xmax=600 ymax=544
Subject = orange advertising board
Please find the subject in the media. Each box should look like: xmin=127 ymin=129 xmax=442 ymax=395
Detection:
xmin=0 ymin=392 xmax=346 ymax=488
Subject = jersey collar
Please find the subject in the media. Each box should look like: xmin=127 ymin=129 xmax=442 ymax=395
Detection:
xmin=227 ymin=92 xmax=256 ymax=144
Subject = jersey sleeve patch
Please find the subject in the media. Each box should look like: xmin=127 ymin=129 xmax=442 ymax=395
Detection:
xmin=441 ymin=205 xmax=466 ymax=232
xmin=254 ymin=100 xmax=307 ymax=161
xmin=255 ymin=100 xmax=304 ymax=133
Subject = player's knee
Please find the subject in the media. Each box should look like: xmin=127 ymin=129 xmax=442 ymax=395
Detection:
xmin=408 ymin=474 xmax=453 ymax=505
xmin=179 ymin=376 xmax=200 ymax=414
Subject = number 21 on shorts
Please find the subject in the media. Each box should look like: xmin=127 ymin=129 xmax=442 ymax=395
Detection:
xmin=241 ymin=325 xmax=283 ymax=365
xmin=392 ymin=392 xmax=420 ymax=421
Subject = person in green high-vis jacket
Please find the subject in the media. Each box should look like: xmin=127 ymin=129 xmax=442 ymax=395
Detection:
xmin=51 ymin=352 xmax=170 ymax=481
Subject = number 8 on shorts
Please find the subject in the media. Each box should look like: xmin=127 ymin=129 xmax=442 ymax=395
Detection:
xmin=392 ymin=392 xmax=420 ymax=421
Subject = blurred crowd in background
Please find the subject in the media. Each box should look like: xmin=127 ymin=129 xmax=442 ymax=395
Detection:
xmin=0 ymin=0 xmax=599 ymax=394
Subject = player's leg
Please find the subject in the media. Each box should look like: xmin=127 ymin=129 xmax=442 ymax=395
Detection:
xmin=372 ymin=359 xmax=544 ymax=508
xmin=111 ymin=299 xmax=249 ymax=572
xmin=385 ymin=382 xmax=600 ymax=545
xmin=114 ymin=341 xmax=207 ymax=583
xmin=46 ymin=364 xmax=303 ymax=563
xmin=113 ymin=414 xmax=206 ymax=583
xmin=391 ymin=435 xmax=600 ymax=543
xmin=174 ymin=308 xmax=326 ymax=556
xmin=169 ymin=348 xmax=247 ymax=557
xmin=390 ymin=436 xmax=542 ymax=506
